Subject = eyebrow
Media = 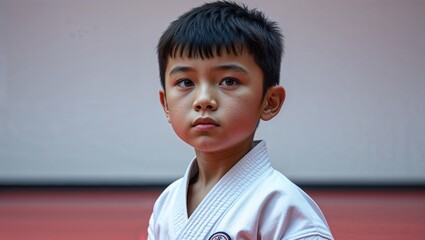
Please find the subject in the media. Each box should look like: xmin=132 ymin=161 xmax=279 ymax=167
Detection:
xmin=213 ymin=64 xmax=249 ymax=74
xmin=168 ymin=64 xmax=249 ymax=77
xmin=168 ymin=66 xmax=193 ymax=76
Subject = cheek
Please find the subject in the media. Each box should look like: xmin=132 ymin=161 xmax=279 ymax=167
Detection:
xmin=226 ymin=98 xmax=261 ymax=126
xmin=167 ymin=100 xmax=190 ymax=129
xmin=237 ymin=94 xmax=263 ymax=113
xmin=168 ymin=108 xmax=187 ymax=138
xmin=168 ymin=105 xmax=185 ymax=121
xmin=166 ymin=94 xmax=189 ymax=115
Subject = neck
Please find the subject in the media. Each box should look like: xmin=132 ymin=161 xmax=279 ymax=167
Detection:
xmin=193 ymin=138 xmax=254 ymax=188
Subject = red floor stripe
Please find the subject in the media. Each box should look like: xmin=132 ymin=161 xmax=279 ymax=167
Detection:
xmin=1 ymin=189 xmax=424 ymax=240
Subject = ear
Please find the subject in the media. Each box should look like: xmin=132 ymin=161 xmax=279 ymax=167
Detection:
xmin=260 ymin=85 xmax=285 ymax=121
xmin=159 ymin=90 xmax=171 ymax=123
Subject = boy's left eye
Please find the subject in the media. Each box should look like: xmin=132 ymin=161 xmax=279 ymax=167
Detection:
xmin=219 ymin=78 xmax=239 ymax=87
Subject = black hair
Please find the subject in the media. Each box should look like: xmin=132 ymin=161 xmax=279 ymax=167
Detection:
xmin=157 ymin=1 xmax=284 ymax=95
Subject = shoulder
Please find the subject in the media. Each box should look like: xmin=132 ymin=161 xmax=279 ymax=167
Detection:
xmin=151 ymin=178 xmax=183 ymax=213
xmin=257 ymin=170 xmax=325 ymax=214
xmin=247 ymin=169 xmax=308 ymax=203
xmin=210 ymin=168 xmax=334 ymax=239
xmin=244 ymin=170 xmax=333 ymax=239
xmin=148 ymin=178 xmax=185 ymax=239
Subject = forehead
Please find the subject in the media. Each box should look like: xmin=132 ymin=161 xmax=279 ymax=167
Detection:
xmin=165 ymin=50 xmax=262 ymax=76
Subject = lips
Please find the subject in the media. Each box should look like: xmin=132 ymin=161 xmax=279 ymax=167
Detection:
xmin=192 ymin=117 xmax=219 ymax=131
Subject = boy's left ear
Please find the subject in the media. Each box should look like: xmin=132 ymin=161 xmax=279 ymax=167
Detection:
xmin=261 ymin=85 xmax=286 ymax=121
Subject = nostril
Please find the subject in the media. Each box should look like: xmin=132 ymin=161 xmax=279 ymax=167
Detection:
xmin=193 ymin=97 xmax=217 ymax=111
xmin=194 ymin=104 xmax=202 ymax=111
xmin=194 ymin=104 xmax=215 ymax=111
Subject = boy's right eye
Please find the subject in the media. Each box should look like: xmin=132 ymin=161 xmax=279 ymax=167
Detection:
xmin=176 ymin=79 xmax=194 ymax=88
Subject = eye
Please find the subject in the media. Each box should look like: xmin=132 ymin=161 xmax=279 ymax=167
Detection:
xmin=220 ymin=77 xmax=239 ymax=87
xmin=176 ymin=79 xmax=194 ymax=88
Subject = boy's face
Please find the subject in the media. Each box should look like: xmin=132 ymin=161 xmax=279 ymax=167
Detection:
xmin=160 ymin=51 xmax=282 ymax=153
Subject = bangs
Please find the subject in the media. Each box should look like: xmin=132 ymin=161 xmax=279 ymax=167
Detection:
xmin=170 ymin=42 xmax=247 ymax=59
xmin=166 ymin=29 xmax=251 ymax=59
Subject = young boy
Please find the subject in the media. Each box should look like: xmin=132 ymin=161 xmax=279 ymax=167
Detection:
xmin=148 ymin=1 xmax=333 ymax=239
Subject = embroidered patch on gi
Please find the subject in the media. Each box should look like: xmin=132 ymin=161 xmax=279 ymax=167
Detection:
xmin=208 ymin=231 xmax=231 ymax=240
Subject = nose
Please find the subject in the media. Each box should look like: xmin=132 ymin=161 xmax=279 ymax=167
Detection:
xmin=193 ymin=84 xmax=217 ymax=111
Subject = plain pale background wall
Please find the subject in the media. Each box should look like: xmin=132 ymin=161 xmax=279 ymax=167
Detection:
xmin=0 ymin=0 xmax=424 ymax=185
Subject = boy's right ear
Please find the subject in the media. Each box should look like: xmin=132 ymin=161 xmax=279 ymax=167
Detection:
xmin=159 ymin=90 xmax=171 ymax=123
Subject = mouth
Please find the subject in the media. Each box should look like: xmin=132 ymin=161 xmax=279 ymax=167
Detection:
xmin=192 ymin=117 xmax=219 ymax=131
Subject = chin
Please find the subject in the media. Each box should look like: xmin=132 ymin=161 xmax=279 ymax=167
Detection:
xmin=191 ymin=139 xmax=224 ymax=153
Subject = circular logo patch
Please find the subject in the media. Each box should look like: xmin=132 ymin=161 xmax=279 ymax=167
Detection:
xmin=208 ymin=231 xmax=231 ymax=240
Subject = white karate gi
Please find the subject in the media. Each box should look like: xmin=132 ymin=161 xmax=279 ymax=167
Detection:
xmin=147 ymin=140 xmax=333 ymax=240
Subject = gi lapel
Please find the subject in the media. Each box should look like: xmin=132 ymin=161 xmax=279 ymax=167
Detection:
xmin=175 ymin=141 xmax=271 ymax=239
